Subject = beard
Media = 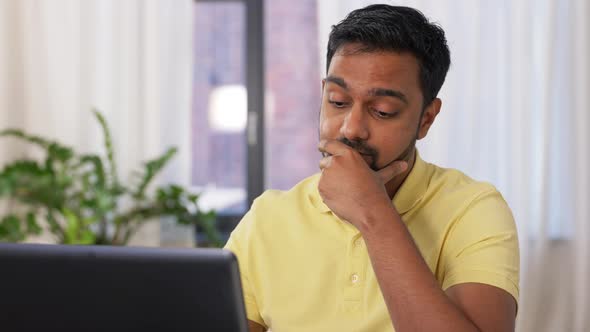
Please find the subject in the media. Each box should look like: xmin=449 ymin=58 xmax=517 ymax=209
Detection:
xmin=337 ymin=137 xmax=380 ymax=170
xmin=318 ymin=107 xmax=422 ymax=172
xmin=336 ymin=137 xmax=416 ymax=172
xmin=318 ymin=135 xmax=415 ymax=172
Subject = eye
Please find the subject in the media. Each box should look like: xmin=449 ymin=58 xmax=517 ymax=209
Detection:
xmin=373 ymin=109 xmax=398 ymax=119
xmin=328 ymin=100 xmax=348 ymax=108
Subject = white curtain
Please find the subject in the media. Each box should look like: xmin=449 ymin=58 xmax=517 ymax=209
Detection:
xmin=319 ymin=1 xmax=589 ymax=331
xmin=0 ymin=0 xmax=195 ymax=246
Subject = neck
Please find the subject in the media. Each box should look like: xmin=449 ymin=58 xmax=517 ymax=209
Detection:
xmin=384 ymin=148 xmax=417 ymax=200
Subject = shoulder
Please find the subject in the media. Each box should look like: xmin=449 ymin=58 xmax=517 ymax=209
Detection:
xmin=429 ymin=164 xmax=498 ymax=198
xmin=429 ymin=166 xmax=520 ymax=302
xmin=226 ymin=173 xmax=321 ymax=244
xmin=413 ymin=161 xmax=516 ymax=240
xmin=250 ymin=173 xmax=321 ymax=213
xmin=426 ymin=163 xmax=507 ymax=214
xmin=424 ymin=163 xmax=516 ymax=242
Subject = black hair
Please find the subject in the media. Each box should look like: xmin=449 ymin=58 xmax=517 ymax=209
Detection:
xmin=326 ymin=4 xmax=451 ymax=106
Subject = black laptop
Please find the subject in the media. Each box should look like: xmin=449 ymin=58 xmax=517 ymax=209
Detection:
xmin=0 ymin=243 xmax=248 ymax=332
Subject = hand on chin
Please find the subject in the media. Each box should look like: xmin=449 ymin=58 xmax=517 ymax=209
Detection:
xmin=317 ymin=139 xmax=408 ymax=228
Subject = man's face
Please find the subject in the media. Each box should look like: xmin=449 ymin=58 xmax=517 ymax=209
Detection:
xmin=320 ymin=44 xmax=436 ymax=172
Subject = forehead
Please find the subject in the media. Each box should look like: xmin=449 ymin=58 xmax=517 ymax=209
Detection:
xmin=327 ymin=45 xmax=422 ymax=97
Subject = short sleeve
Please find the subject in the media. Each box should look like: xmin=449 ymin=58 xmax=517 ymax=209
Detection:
xmin=224 ymin=209 xmax=267 ymax=328
xmin=440 ymin=189 xmax=520 ymax=304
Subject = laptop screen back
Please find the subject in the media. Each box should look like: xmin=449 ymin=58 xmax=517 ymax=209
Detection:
xmin=0 ymin=243 xmax=248 ymax=332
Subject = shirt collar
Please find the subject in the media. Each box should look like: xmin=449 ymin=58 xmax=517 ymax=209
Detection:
xmin=309 ymin=174 xmax=331 ymax=213
xmin=392 ymin=150 xmax=429 ymax=214
xmin=309 ymin=150 xmax=430 ymax=215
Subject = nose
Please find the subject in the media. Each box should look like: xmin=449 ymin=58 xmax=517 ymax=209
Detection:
xmin=340 ymin=105 xmax=369 ymax=141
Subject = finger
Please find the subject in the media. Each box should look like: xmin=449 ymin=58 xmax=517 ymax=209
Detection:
xmin=319 ymin=155 xmax=333 ymax=170
xmin=318 ymin=139 xmax=352 ymax=157
xmin=377 ymin=160 xmax=408 ymax=183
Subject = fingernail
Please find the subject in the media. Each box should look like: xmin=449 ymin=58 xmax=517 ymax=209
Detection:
xmin=400 ymin=162 xmax=408 ymax=172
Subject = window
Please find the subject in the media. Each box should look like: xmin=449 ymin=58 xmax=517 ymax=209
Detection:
xmin=264 ymin=0 xmax=321 ymax=190
xmin=192 ymin=1 xmax=248 ymax=217
xmin=192 ymin=0 xmax=320 ymax=242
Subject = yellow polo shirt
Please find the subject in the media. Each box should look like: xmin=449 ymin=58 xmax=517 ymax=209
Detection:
xmin=224 ymin=153 xmax=519 ymax=332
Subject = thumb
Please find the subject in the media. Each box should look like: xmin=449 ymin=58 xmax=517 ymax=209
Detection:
xmin=377 ymin=160 xmax=409 ymax=183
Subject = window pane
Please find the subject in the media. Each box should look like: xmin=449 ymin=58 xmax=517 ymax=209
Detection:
xmin=192 ymin=2 xmax=247 ymax=215
xmin=264 ymin=0 xmax=321 ymax=190
xmin=192 ymin=0 xmax=320 ymax=218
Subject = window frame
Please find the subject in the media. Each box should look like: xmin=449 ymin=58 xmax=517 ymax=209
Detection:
xmin=193 ymin=0 xmax=265 ymax=243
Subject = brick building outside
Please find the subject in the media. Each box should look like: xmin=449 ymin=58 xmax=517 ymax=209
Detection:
xmin=192 ymin=0 xmax=320 ymax=214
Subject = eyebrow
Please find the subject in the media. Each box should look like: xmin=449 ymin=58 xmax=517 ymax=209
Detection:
xmin=368 ymin=88 xmax=408 ymax=105
xmin=325 ymin=75 xmax=409 ymax=105
xmin=325 ymin=76 xmax=348 ymax=89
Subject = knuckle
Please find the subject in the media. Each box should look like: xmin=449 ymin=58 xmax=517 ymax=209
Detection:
xmin=342 ymin=148 xmax=353 ymax=158
xmin=331 ymin=155 xmax=342 ymax=165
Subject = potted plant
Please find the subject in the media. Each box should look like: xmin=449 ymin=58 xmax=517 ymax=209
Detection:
xmin=0 ymin=111 xmax=221 ymax=247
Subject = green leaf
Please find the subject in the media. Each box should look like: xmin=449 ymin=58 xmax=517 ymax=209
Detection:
xmin=169 ymin=184 xmax=183 ymax=196
xmin=187 ymin=193 xmax=200 ymax=204
xmin=0 ymin=172 xmax=12 ymax=196
xmin=93 ymin=110 xmax=119 ymax=189
xmin=78 ymin=154 xmax=106 ymax=188
xmin=0 ymin=160 xmax=68 ymax=209
xmin=25 ymin=212 xmax=42 ymax=235
xmin=1 ymin=129 xmax=74 ymax=164
xmin=78 ymin=230 xmax=96 ymax=245
xmin=95 ymin=190 xmax=116 ymax=213
xmin=197 ymin=211 xmax=222 ymax=247
xmin=132 ymin=147 xmax=178 ymax=199
xmin=0 ymin=214 xmax=25 ymax=242
xmin=46 ymin=211 xmax=62 ymax=235
xmin=47 ymin=143 xmax=74 ymax=162
xmin=63 ymin=208 xmax=80 ymax=244
xmin=0 ymin=129 xmax=51 ymax=149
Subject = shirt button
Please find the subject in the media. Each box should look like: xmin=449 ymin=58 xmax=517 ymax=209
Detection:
xmin=351 ymin=274 xmax=360 ymax=284
xmin=354 ymin=239 xmax=362 ymax=247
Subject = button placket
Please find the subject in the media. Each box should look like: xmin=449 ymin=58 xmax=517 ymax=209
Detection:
xmin=344 ymin=234 xmax=366 ymax=303
xmin=340 ymin=232 xmax=369 ymax=318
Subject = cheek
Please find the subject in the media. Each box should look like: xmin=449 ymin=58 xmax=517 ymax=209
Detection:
xmin=391 ymin=125 xmax=416 ymax=148
xmin=319 ymin=110 xmax=341 ymax=139
xmin=374 ymin=126 xmax=415 ymax=162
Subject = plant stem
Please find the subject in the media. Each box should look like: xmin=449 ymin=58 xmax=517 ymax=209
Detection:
xmin=99 ymin=218 xmax=107 ymax=243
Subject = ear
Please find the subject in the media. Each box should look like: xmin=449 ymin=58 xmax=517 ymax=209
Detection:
xmin=417 ymin=98 xmax=441 ymax=140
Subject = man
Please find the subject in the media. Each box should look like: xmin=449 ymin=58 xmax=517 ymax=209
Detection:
xmin=225 ymin=4 xmax=519 ymax=332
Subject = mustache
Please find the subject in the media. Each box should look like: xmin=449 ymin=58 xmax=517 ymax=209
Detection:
xmin=338 ymin=137 xmax=378 ymax=159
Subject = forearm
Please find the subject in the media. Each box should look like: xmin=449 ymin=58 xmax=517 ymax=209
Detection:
xmin=358 ymin=204 xmax=480 ymax=332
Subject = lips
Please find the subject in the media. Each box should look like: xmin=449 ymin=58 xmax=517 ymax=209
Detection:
xmin=358 ymin=151 xmax=373 ymax=157
xmin=360 ymin=153 xmax=374 ymax=163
